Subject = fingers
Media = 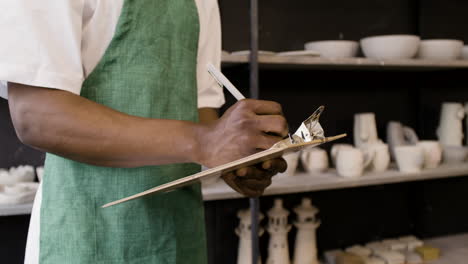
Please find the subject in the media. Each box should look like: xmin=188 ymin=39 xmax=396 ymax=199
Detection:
xmin=255 ymin=115 xmax=289 ymax=137
xmin=236 ymin=99 xmax=283 ymax=115
xmin=262 ymin=158 xmax=287 ymax=173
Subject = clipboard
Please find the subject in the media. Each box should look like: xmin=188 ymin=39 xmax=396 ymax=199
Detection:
xmin=102 ymin=133 xmax=346 ymax=208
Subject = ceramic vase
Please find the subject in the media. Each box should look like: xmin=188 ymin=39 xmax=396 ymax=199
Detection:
xmin=386 ymin=121 xmax=419 ymax=160
xmin=437 ymin=102 xmax=465 ymax=146
xmin=236 ymin=209 xmax=264 ymax=264
xmin=354 ymin=113 xmax=379 ymax=148
xmin=267 ymin=199 xmax=291 ymax=264
xmin=293 ymin=198 xmax=320 ymax=264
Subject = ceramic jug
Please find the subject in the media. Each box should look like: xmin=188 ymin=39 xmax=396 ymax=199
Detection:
xmin=387 ymin=121 xmax=419 ymax=159
xmin=437 ymin=102 xmax=465 ymax=146
xmin=354 ymin=113 xmax=379 ymax=148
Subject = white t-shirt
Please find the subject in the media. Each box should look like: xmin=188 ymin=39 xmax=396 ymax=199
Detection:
xmin=0 ymin=0 xmax=225 ymax=108
xmin=0 ymin=1 xmax=224 ymax=263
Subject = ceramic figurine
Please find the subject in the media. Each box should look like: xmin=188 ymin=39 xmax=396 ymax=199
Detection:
xmin=293 ymin=198 xmax=320 ymax=264
xmin=437 ymin=102 xmax=465 ymax=146
xmin=267 ymin=199 xmax=291 ymax=264
xmin=300 ymin=148 xmax=329 ymax=173
xmin=394 ymin=146 xmax=424 ymax=173
xmin=354 ymin=113 xmax=380 ymax=148
xmin=236 ymin=208 xmax=264 ymax=264
xmin=336 ymin=147 xmax=373 ymax=177
xmin=386 ymin=121 xmax=419 ymax=160
xmin=278 ymin=153 xmax=300 ymax=177
xmin=361 ymin=142 xmax=390 ymax=173
xmin=416 ymin=141 xmax=442 ymax=169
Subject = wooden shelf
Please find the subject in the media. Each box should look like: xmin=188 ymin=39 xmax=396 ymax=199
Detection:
xmin=424 ymin=233 xmax=468 ymax=264
xmin=222 ymin=54 xmax=468 ymax=70
xmin=0 ymin=203 xmax=33 ymax=217
xmin=202 ymin=163 xmax=468 ymax=201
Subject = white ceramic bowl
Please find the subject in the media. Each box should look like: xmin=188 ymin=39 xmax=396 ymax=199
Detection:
xmin=418 ymin=39 xmax=463 ymax=59
xmin=304 ymin=40 xmax=359 ymax=58
xmin=461 ymin=45 xmax=468 ymax=59
xmin=360 ymin=35 xmax=420 ymax=59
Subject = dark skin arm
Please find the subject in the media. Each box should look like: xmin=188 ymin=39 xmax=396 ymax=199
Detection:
xmin=8 ymin=83 xmax=287 ymax=197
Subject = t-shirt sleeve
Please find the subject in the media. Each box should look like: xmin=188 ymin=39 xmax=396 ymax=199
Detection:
xmin=196 ymin=0 xmax=225 ymax=109
xmin=0 ymin=0 xmax=85 ymax=100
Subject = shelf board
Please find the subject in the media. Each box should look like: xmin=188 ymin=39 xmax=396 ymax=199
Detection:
xmin=0 ymin=203 xmax=33 ymax=216
xmin=424 ymin=233 xmax=468 ymax=264
xmin=202 ymin=163 xmax=468 ymax=201
xmin=221 ymin=54 xmax=468 ymax=70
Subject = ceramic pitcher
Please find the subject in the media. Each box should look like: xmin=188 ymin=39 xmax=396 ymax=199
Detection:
xmin=387 ymin=121 xmax=419 ymax=159
xmin=354 ymin=113 xmax=379 ymax=148
xmin=437 ymin=102 xmax=465 ymax=146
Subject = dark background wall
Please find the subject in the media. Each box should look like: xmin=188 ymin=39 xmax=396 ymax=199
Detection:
xmin=2 ymin=0 xmax=468 ymax=263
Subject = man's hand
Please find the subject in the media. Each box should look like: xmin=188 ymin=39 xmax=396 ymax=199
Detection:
xmin=197 ymin=100 xmax=289 ymax=197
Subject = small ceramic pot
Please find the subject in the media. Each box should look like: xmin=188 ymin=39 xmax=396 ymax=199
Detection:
xmin=394 ymin=146 xmax=424 ymax=173
xmin=278 ymin=152 xmax=300 ymax=177
xmin=417 ymin=140 xmax=442 ymax=169
xmin=387 ymin=121 xmax=419 ymax=160
xmin=336 ymin=147 xmax=373 ymax=177
xmin=331 ymin=144 xmax=354 ymax=166
xmin=361 ymin=142 xmax=390 ymax=172
xmin=300 ymin=148 xmax=329 ymax=173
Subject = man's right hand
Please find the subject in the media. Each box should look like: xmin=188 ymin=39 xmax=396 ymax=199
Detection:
xmin=197 ymin=99 xmax=289 ymax=168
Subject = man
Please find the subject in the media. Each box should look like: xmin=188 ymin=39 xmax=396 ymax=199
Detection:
xmin=0 ymin=0 xmax=288 ymax=263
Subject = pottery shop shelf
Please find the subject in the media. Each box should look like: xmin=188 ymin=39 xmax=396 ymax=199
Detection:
xmin=0 ymin=203 xmax=33 ymax=216
xmin=221 ymin=54 xmax=468 ymax=71
xmin=423 ymin=233 xmax=468 ymax=264
xmin=202 ymin=163 xmax=468 ymax=201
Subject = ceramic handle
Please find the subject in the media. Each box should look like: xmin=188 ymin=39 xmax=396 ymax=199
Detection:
xmin=403 ymin=127 xmax=419 ymax=144
xmin=362 ymin=148 xmax=375 ymax=169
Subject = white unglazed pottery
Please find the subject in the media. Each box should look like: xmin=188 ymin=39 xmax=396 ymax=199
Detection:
xmin=360 ymin=35 xmax=420 ymax=59
xmin=293 ymin=198 xmax=320 ymax=264
xmin=386 ymin=121 xmax=419 ymax=160
xmin=442 ymin=146 xmax=468 ymax=164
xmin=354 ymin=113 xmax=379 ymax=148
xmin=362 ymin=142 xmax=390 ymax=172
xmin=267 ymin=199 xmax=291 ymax=264
xmin=300 ymin=148 xmax=329 ymax=173
xmin=331 ymin=143 xmax=354 ymax=166
xmin=394 ymin=146 xmax=424 ymax=173
xmin=374 ymin=250 xmax=405 ymax=264
xmin=345 ymin=245 xmax=372 ymax=258
xmin=236 ymin=209 xmax=263 ymax=264
xmin=336 ymin=147 xmax=373 ymax=177
xmin=417 ymin=140 xmax=442 ymax=169
xmin=0 ymin=165 xmax=35 ymax=185
xmin=462 ymin=46 xmax=468 ymax=60
xmin=278 ymin=152 xmax=300 ymax=177
xmin=418 ymin=39 xmax=463 ymax=59
xmin=398 ymin=235 xmax=423 ymax=251
xmin=304 ymin=40 xmax=359 ymax=58
xmin=437 ymin=102 xmax=465 ymax=146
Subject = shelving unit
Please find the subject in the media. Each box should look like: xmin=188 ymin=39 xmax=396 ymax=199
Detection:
xmin=0 ymin=203 xmax=33 ymax=217
xmin=222 ymin=53 xmax=468 ymax=70
xmin=203 ymin=163 xmax=468 ymax=201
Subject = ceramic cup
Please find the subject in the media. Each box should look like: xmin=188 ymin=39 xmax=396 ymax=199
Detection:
xmin=437 ymin=102 xmax=465 ymax=146
xmin=443 ymin=146 xmax=468 ymax=164
xmin=417 ymin=140 xmax=442 ymax=169
xmin=362 ymin=143 xmax=390 ymax=173
xmin=330 ymin=143 xmax=354 ymax=166
xmin=278 ymin=152 xmax=300 ymax=177
xmin=354 ymin=113 xmax=379 ymax=148
xmin=300 ymin=148 xmax=329 ymax=173
xmin=387 ymin=121 xmax=419 ymax=160
xmin=336 ymin=147 xmax=372 ymax=178
xmin=394 ymin=146 xmax=424 ymax=173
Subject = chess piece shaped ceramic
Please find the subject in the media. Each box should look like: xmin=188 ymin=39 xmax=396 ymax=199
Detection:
xmin=293 ymin=198 xmax=320 ymax=264
xmin=354 ymin=113 xmax=379 ymax=148
xmin=437 ymin=102 xmax=465 ymax=146
xmin=278 ymin=153 xmax=300 ymax=177
xmin=417 ymin=141 xmax=442 ymax=169
xmin=361 ymin=142 xmax=390 ymax=173
xmin=336 ymin=147 xmax=374 ymax=177
xmin=387 ymin=121 xmax=419 ymax=160
xmin=267 ymin=199 xmax=291 ymax=264
xmin=300 ymin=148 xmax=329 ymax=173
xmin=236 ymin=209 xmax=264 ymax=264
xmin=394 ymin=146 xmax=424 ymax=173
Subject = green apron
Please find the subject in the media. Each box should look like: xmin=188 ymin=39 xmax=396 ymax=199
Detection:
xmin=39 ymin=0 xmax=206 ymax=263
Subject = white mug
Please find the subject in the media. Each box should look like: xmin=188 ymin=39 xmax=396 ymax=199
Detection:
xmin=301 ymin=148 xmax=329 ymax=173
xmin=437 ymin=102 xmax=465 ymax=146
xmin=362 ymin=143 xmax=390 ymax=173
xmin=394 ymin=146 xmax=424 ymax=173
xmin=417 ymin=140 xmax=442 ymax=169
xmin=331 ymin=143 xmax=354 ymax=166
xmin=354 ymin=113 xmax=379 ymax=148
xmin=336 ymin=147 xmax=373 ymax=178
xmin=279 ymin=152 xmax=300 ymax=177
